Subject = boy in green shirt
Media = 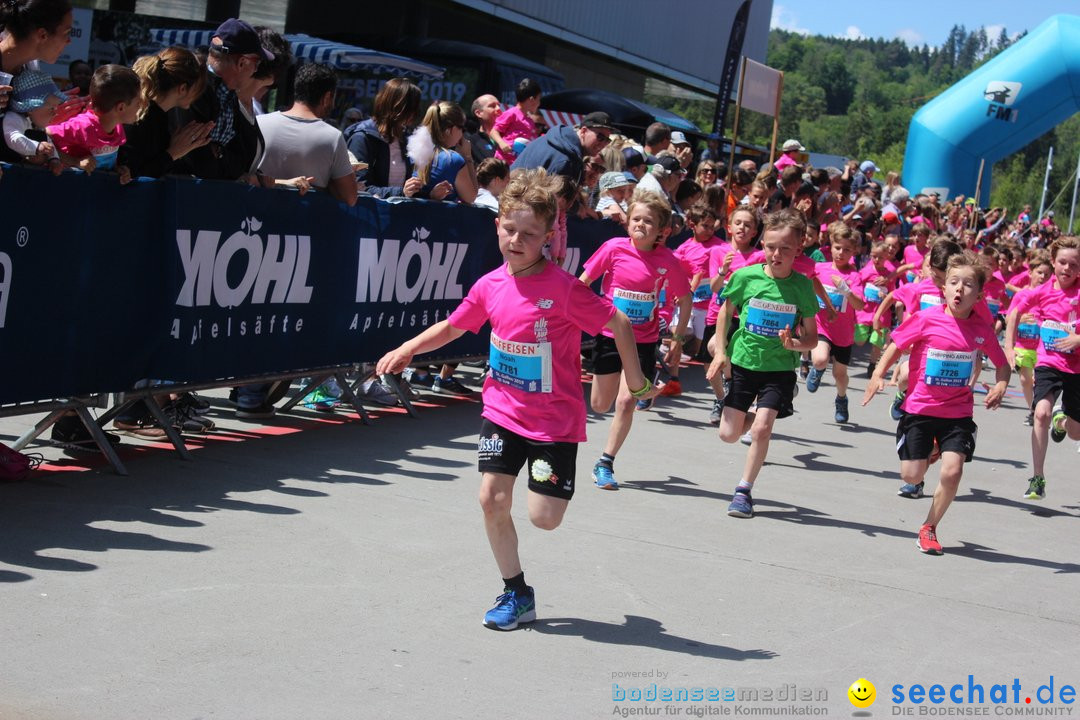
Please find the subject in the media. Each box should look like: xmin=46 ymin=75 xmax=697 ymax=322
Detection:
xmin=706 ymin=209 xmax=820 ymax=518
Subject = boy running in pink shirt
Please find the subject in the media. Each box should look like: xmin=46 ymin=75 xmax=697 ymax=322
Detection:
xmin=864 ymin=251 xmax=1010 ymax=555
xmin=377 ymin=169 xmax=655 ymax=631
xmin=1004 ymin=236 xmax=1080 ymax=501
xmin=581 ymin=191 xmax=692 ymax=490
xmin=805 ymin=221 xmax=865 ymax=423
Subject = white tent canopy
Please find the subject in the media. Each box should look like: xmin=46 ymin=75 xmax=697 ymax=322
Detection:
xmin=149 ymin=29 xmax=445 ymax=78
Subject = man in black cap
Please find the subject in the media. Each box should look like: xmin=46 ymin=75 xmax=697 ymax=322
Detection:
xmin=171 ymin=18 xmax=272 ymax=180
xmin=510 ymin=110 xmax=615 ymax=184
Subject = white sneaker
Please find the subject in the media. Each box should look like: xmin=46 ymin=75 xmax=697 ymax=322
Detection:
xmin=740 ymin=431 xmax=753 ymax=446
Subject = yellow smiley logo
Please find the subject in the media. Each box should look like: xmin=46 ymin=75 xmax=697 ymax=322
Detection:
xmin=848 ymin=678 xmax=876 ymax=708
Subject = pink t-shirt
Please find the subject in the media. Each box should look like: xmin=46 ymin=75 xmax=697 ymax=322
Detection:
xmin=584 ymin=237 xmax=691 ymax=343
xmin=47 ymin=111 xmax=126 ymax=171
xmin=449 ymin=262 xmax=615 ymax=443
xmin=983 ymin=271 xmax=1007 ymax=316
xmin=857 ymin=263 xmax=896 ymax=325
xmin=1010 ymin=278 xmax=1080 ymax=374
xmin=813 ymin=261 xmax=863 ymax=346
xmin=492 ymin=105 xmax=537 ymax=164
xmin=1011 ymin=287 xmax=1042 ymax=351
xmin=902 ymin=243 xmax=928 ymax=284
xmin=675 ymin=236 xmax=723 ymax=309
xmin=891 ymin=304 xmax=1007 ymax=418
xmin=893 ymin=278 xmax=944 ymax=320
xmin=774 ymin=153 xmax=797 ymax=172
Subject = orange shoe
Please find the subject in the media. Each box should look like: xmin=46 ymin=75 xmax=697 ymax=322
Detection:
xmin=658 ymin=379 xmax=682 ymax=397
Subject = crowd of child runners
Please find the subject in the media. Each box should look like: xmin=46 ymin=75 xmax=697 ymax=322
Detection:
xmin=3 ymin=2 xmax=1074 ymax=634
xmin=379 ymin=149 xmax=1080 ymax=631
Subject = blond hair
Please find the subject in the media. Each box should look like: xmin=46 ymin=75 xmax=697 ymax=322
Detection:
xmin=500 ymin=168 xmax=557 ymax=231
xmin=628 ymin=190 xmax=673 ymax=231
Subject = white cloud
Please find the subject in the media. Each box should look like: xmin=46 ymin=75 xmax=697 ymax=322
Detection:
xmin=896 ymin=28 xmax=924 ymax=46
xmin=844 ymin=25 xmax=864 ymax=40
xmin=984 ymin=24 xmax=1005 ymax=40
xmin=770 ymin=4 xmax=810 ymax=35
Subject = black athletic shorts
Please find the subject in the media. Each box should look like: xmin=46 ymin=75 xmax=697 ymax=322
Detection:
xmin=824 ymin=337 xmax=853 ymax=366
xmin=895 ymin=413 xmax=977 ymax=462
xmin=1032 ymin=366 xmax=1080 ymax=421
xmin=591 ymin=334 xmax=657 ymax=380
xmin=477 ymin=419 xmax=577 ymax=500
xmin=726 ymin=363 xmax=797 ymax=414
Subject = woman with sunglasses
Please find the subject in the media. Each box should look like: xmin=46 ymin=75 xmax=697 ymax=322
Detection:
xmin=695 ymin=161 xmax=719 ymax=188
xmin=407 ymin=100 xmax=478 ymax=203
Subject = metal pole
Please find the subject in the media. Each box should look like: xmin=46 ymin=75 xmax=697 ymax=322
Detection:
xmin=725 ymin=58 xmax=748 ymax=191
xmin=1070 ymin=150 xmax=1080 ymax=233
xmin=1038 ymin=146 xmax=1054 ymax=221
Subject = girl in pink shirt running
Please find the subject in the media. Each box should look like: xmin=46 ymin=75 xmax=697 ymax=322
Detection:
xmin=377 ymin=168 xmax=656 ymax=631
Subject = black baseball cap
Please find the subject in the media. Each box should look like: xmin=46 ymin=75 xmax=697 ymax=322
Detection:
xmin=656 ymin=155 xmax=686 ymax=174
xmin=213 ymin=18 xmax=274 ymax=61
xmin=579 ymin=111 xmax=616 ymax=132
xmin=623 ymin=147 xmax=646 ymax=168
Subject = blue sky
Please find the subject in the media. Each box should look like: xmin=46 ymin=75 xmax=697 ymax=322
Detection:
xmin=770 ymin=1 xmax=1080 ymax=47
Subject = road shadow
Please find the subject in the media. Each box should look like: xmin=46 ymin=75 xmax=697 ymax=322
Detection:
xmin=948 ymin=541 xmax=1080 ymax=574
xmin=0 ymin=397 xmax=486 ymax=583
xmin=954 ymin=487 xmax=1080 ymax=518
xmin=527 ymin=615 xmax=778 ymax=661
xmin=768 ymin=451 xmax=902 ymax=480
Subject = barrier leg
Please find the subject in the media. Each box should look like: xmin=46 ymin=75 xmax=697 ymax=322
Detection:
xmin=12 ymin=409 xmax=66 ymax=451
xmin=143 ymin=399 xmax=193 ymax=461
xmin=73 ymin=405 xmax=128 ymax=476
xmin=334 ymin=371 xmax=371 ymax=425
xmin=279 ymin=375 xmax=329 ymax=413
xmin=381 ymin=373 xmax=419 ymax=419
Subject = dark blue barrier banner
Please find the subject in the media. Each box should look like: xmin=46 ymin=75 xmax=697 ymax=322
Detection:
xmin=0 ymin=165 xmax=620 ymax=404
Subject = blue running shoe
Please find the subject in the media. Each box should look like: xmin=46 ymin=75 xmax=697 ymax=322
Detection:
xmin=834 ymin=395 xmax=849 ymax=423
xmin=897 ymin=481 xmax=924 ymax=498
xmin=727 ymin=488 xmax=754 ymax=518
xmin=483 ymin=587 xmax=536 ymax=630
xmin=805 ymin=366 xmax=823 ymax=393
xmin=592 ymin=462 xmax=618 ymax=490
xmin=890 ymin=392 xmax=906 ymax=421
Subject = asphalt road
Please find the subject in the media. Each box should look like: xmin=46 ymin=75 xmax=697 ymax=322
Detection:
xmin=1 ymin=358 xmax=1078 ymax=719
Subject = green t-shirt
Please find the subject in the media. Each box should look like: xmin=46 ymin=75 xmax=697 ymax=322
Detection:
xmin=720 ymin=264 xmax=819 ymax=371
xmin=804 ymin=246 xmax=826 ymax=263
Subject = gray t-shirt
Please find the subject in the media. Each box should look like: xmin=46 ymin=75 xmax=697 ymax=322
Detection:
xmin=256 ymin=112 xmax=353 ymax=188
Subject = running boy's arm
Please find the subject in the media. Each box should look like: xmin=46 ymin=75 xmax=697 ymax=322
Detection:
xmin=1002 ymin=307 xmax=1020 ymax=368
xmin=705 ymin=299 xmax=736 ymax=382
xmin=811 ymin=277 xmax=837 ymax=320
xmin=862 ymin=341 xmax=903 ymax=406
xmin=872 ymin=291 xmax=898 ymax=331
xmin=376 ymin=320 xmax=467 ymax=375
xmin=778 ymin=315 xmax=818 ymax=352
xmin=666 ymin=292 xmax=693 ymax=366
xmin=984 ymin=362 xmax=1011 ymax=410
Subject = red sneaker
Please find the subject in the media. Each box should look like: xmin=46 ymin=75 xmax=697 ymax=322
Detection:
xmin=658 ymin=379 xmax=682 ymax=397
xmin=916 ymin=524 xmax=943 ymax=555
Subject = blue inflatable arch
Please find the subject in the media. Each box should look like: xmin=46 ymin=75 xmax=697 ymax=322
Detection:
xmin=902 ymin=14 xmax=1080 ymax=204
